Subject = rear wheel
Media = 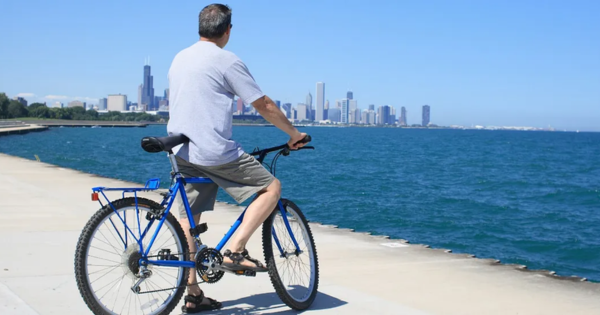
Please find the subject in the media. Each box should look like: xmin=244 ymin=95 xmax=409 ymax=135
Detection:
xmin=74 ymin=197 xmax=189 ymax=315
xmin=262 ymin=199 xmax=319 ymax=310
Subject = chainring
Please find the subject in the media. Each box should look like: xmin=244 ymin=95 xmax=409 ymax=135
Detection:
xmin=195 ymin=248 xmax=225 ymax=284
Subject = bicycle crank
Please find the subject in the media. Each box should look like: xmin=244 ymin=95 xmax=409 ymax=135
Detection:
xmin=195 ymin=247 xmax=225 ymax=283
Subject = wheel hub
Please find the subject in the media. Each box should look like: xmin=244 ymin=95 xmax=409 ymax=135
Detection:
xmin=128 ymin=252 xmax=143 ymax=275
xmin=121 ymin=245 xmax=143 ymax=279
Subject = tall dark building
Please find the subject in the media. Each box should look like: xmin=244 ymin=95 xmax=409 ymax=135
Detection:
xmin=422 ymin=105 xmax=430 ymax=126
xmin=347 ymin=91 xmax=353 ymax=100
xmin=400 ymin=106 xmax=407 ymax=126
xmin=154 ymin=96 xmax=162 ymax=109
xmin=377 ymin=105 xmax=391 ymax=125
xmin=368 ymin=104 xmax=374 ymax=111
xmin=142 ymin=63 xmax=155 ymax=110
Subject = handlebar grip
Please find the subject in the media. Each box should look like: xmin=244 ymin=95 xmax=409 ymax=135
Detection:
xmin=294 ymin=135 xmax=311 ymax=146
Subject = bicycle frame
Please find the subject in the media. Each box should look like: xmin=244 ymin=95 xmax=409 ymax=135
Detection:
xmin=91 ymin=154 xmax=301 ymax=271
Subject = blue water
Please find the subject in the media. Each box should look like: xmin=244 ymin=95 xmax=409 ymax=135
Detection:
xmin=1 ymin=125 xmax=599 ymax=281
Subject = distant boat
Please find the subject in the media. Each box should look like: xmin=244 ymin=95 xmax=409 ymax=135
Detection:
xmin=91 ymin=125 xmax=101 ymax=128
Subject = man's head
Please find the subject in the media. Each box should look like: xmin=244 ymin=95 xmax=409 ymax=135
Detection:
xmin=198 ymin=4 xmax=232 ymax=48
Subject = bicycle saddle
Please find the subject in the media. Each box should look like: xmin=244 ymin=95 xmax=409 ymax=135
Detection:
xmin=141 ymin=134 xmax=189 ymax=153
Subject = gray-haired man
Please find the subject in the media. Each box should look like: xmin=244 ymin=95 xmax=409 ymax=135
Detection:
xmin=166 ymin=3 xmax=307 ymax=313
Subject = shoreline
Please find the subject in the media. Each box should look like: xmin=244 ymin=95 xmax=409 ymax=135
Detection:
xmin=0 ymin=150 xmax=593 ymax=284
xmin=3 ymin=152 xmax=600 ymax=314
xmin=3 ymin=119 xmax=596 ymax=133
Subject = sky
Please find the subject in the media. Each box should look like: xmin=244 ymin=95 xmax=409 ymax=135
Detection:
xmin=2 ymin=0 xmax=599 ymax=131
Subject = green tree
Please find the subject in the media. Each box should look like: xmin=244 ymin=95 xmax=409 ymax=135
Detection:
xmin=7 ymin=100 xmax=29 ymax=118
xmin=85 ymin=109 xmax=99 ymax=119
xmin=28 ymin=102 xmax=47 ymax=111
xmin=0 ymin=93 xmax=9 ymax=119
xmin=50 ymin=107 xmax=72 ymax=120
xmin=29 ymin=106 xmax=51 ymax=118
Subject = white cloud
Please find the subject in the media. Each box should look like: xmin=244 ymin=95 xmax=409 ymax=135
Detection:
xmin=43 ymin=95 xmax=98 ymax=104
xmin=74 ymin=96 xmax=99 ymax=102
xmin=44 ymin=95 xmax=69 ymax=100
xmin=16 ymin=92 xmax=36 ymax=98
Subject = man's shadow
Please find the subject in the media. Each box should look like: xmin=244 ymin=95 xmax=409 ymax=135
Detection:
xmin=179 ymin=287 xmax=348 ymax=314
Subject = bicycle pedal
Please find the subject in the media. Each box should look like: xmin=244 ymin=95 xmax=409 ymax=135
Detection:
xmin=236 ymin=270 xmax=255 ymax=277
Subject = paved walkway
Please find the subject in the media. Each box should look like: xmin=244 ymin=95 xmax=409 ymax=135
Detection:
xmin=0 ymin=153 xmax=599 ymax=315
xmin=0 ymin=124 xmax=48 ymax=136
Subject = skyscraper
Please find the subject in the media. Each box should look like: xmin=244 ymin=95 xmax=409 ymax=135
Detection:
xmin=315 ymin=82 xmax=325 ymax=121
xmin=347 ymin=91 xmax=353 ymax=100
xmin=400 ymin=106 xmax=407 ymax=126
xmin=141 ymin=61 xmax=154 ymax=110
xmin=368 ymin=109 xmax=376 ymax=124
xmin=422 ymin=105 xmax=430 ymax=126
xmin=137 ymin=84 xmax=143 ymax=109
xmin=351 ymin=108 xmax=361 ymax=124
xmin=282 ymin=103 xmax=292 ymax=118
xmin=305 ymin=92 xmax=312 ymax=111
xmin=68 ymin=100 xmax=84 ymax=108
xmin=341 ymin=99 xmax=349 ymax=123
xmin=107 ymin=94 xmax=127 ymax=111
xmin=13 ymin=97 xmax=27 ymax=106
xmin=328 ymin=108 xmax=341 ymax=123
xmin=98 ymin=98 xmax=108 ymax=111
xmin=296 ymin=104 xmax=308 ymax=121
xmin=275 ymin=100 xmax=281 ymax=109
xmin=377 ymin=105 xmax=391 ymax=125
xmin=349 ymin=99 xmax=357 ymax=111
xmin=368 ymin=104 xmax=375 ymax=111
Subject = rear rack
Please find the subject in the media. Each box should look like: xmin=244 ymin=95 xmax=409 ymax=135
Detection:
xmin=92 ymin=178 xmax=161 ymax=193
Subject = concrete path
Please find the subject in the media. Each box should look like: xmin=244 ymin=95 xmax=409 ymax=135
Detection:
xmin=0 ymin=124 xmax=48 ymax=136
xmin=0 ymin=153 xmax=599 ymax=315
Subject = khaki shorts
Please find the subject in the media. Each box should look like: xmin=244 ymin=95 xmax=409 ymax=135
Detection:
xmin=173 ymin=153 xmax=275 ymax=218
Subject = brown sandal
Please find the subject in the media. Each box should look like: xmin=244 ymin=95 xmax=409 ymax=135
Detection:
xmin=221 ymin=249 xmax=268 ymax=272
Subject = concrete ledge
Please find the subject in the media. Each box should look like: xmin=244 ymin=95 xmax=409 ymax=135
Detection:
xmin=0 ymin=124 xmax=48 ymax=136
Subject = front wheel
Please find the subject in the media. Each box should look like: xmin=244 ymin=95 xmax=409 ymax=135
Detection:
xmin=262 ymin=199 xmax=319 ymax=310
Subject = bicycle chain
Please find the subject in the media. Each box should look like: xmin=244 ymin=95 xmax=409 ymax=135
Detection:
xmin=136 ymin=251 xmax=211 ymax=295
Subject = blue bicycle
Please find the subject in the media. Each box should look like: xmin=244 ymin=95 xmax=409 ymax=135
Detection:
xmin=74 ymin=134 xmax=319 ymax=315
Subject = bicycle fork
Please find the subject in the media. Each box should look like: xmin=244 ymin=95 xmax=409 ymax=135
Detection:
xmin=272 ymin=200 xmax=303 ymax=258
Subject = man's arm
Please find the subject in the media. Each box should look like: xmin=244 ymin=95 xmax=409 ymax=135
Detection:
xmin=252 ymin=96 xmax=307 ymax=149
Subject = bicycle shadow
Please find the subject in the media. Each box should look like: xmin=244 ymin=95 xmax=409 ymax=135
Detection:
xmin=179 ymin=287 xmax=347 ymax=314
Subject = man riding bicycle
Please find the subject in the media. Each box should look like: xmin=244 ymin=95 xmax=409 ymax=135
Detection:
xmin=166 ymin=3 xmax=307 ymax=313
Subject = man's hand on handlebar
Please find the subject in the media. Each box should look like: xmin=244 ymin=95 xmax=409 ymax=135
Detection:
xmin=288 ymin=132 xmax=309 ymax=150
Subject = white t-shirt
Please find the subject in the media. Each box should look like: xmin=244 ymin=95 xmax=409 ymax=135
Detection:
xmin=166 ymin=41 xmax=264 ymax=166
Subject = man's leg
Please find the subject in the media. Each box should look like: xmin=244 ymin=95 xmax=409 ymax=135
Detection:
xmin=179 ymin=213 xmax=204 ymax=307
xmin=174 ymin=156 xmax=221 ymax=310
xmin=222 ymin=178 xmax=281 ymax=267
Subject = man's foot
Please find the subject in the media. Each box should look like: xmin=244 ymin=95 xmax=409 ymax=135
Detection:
xmin=221 ymin=249 xmax=268 ymax=272
xmin=182 ymin=286 xmax=222 ymax=313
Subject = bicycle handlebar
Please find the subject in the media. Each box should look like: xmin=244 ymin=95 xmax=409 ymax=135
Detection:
xmin=250 ymin=135 xmax=313 ymax=159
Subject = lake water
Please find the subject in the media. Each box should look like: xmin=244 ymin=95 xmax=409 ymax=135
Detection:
xmin=1 ymin=125 xmax=599 ymax=281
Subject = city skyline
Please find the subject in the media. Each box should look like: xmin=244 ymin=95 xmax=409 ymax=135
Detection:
xmin=2 ymin=1 xmax=599 ymax=131
xmin=11 ymin=60 xmax=437 ymax=127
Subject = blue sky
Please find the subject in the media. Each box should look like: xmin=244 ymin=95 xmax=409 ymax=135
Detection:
xmin=2 ymin=0 xmax=599 ymax=131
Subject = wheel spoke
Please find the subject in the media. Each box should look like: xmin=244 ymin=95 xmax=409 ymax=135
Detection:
xmin=266 ymin=204 xmax=317 ymax=306
xmin=78 ymin=204 xmax=187 ymax=315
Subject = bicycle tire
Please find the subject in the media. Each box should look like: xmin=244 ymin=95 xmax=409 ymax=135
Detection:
xmin=262 ymin=199 xmax=319 ymax=310
xmin=74 ymin=197 xmax=189 ymax=315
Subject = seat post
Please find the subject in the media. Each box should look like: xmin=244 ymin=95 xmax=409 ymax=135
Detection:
xmin=167 ymin=150 xmax=180 ymax=174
